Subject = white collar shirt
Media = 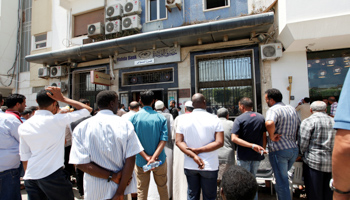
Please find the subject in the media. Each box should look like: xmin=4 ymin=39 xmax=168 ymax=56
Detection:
xmin=0 ymin=112 xmax=22 ymax=171
xmin=176 ymin=109 xmax=224 ymax=171
xmin=18 ymin=109 xmax=90 ymax=179
xmin=121 ymin=110 xmax=137 ymax=121
xmin=69 ymin=110 xmax=144 ymax=200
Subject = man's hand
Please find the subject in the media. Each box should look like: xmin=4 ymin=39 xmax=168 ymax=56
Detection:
xmin=193 ymin=155 xmax=204 ymax=169
xmin=252 ymin=145 xmax=267 ymax=154
xmin=186 ymin=147 xmax=200 ymax=155
xmin=46 ymin=87 xmax=65 ymax=102
xmin=112 ymin=193 xmax=124 ymax=200
xmin=112 ymin=171 xmax=122 ymax=184
xmin=271 ymin=134 xmax=281 ymax=142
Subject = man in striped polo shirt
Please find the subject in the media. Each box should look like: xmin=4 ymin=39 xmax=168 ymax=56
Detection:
xmin=265 ymin=88 xmax=300 ymax=200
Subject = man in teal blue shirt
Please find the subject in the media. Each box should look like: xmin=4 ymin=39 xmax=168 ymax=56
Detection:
xmin=130 ymin=90 xmax=168 ymax=200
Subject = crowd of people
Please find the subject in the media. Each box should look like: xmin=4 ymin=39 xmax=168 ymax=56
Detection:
xmin=0 ymin=70 xmax=350 ymax=200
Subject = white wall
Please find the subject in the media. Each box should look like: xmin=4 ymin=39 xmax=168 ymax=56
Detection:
xmin=247 ymin=0 xmax=275 ymax=14
xmin=270 ymin=51 xmax=309 ymax=107
xmin=52 ymin=0 xmax=69 ymax=50
xmin=0 ymin=0 xmax=18 ymax=88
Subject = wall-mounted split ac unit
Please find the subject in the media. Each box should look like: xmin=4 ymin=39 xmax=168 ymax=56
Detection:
xmin=38 ymin=67 xmax=50 ymax=78
xmin=106 ymin=4 xmax=123 ymax=19
xmin=166 ymin=0 xmax=182 ymax=9
xmin=261 ymin=43 xmax=283 ymax=60
xmin=122 ymin=15 xmax=142 ymax=31
xmin=51 ymin=82 xmax=67 ymax=92
xmin=50 ymin=66 xmax=67 ymax=78
xmin=87 ymin=22 xmax=104 ymax=37
xmin=105 ymin=19 xmax=122 ymax=34
xmin=124 ymin=0 xmax=142 ymax=16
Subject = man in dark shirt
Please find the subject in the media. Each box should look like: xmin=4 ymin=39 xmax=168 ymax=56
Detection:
xmin=169 ymin=100 xmax=179 ymax=119
xmin=231 ymin=97 xmax=266 ymax=200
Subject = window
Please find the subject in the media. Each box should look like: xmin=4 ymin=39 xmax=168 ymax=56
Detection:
xmin=197 ymin=55 xmax=254 ymax=117
xmin=34 ymin=33 xmax=47 ymax=49
xmin=205 ymin=0 xmax=228 ymax=10
xmin=73 ymin=8 xmax=104 ymax=37
xmin=20 ymin=0 xmax=32 ymax=72
xmin=307 ymin=48 xmax=350 ymax=101
xmin=147 ymin=0 xmax=166 ymax=22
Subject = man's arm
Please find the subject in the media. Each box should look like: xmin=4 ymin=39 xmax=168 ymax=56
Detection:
xmin=147 ymin=141 xmax=167 ymax=165
xmin=77 ymin=163 xmax=123 ymax=185
xmin=187 ymin=131 xmax=224 ymax=154
xmin=298 ymin=120 xmax=312 ymax=155
xmin=265 ymin=120 xmax=280 ymax=141
xmin=176 ymin=133 xmax=204 ymax=169
xmin=112 ymin=156 xmax=136 ymax=200
xmin=46 ymin=87 xmax=93 ymax=113
xmin=332 ymin=129 xmax=350 ymax=200
xmin=22 ymin=161 xmax=28 ymax=172
xmin=263 ymin=132 xmax=267 ymax=149
xmin=231 ymin=133 xmax=266 ymax=154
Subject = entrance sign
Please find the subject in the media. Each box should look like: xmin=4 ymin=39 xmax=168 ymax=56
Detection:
xmin=115 ymin=46 xmax=181 ymax=69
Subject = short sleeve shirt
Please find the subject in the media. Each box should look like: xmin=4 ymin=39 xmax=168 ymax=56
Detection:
xmin=232 ymin=111 xmax=266 ymax=161
xmin=334 ymin=69 xmax=350 ymax=130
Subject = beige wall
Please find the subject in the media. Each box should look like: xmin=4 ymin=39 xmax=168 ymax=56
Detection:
xmin=30 ymin=48 xmax=51 ymax=87
xmin=31 ymin=0 xmax=52 ymax=35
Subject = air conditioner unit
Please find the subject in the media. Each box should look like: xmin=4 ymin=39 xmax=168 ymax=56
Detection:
xmin=51 ymin=82 xmax=67 ymax=92
xmin=87 ymin=22 xmax=104 ymax=37
xmin=122 ymin=15 xmax=142 ymax=31
xmin=105 ymin=20 xmax=122 ymax=34
xmin=38 ymin=67 xmax=50 ymax=78
xmin=50 ymin=66 xmax=67 ymax=78
xmin=261 ymin=43 xmax=283 ymax=60
xmin=166 ymin=0 xmax=182 ymax=9
xmin=124 ymin=0 xmax=142 ymax=16
xmin=106 ymin=4 xmax=123 ymax=19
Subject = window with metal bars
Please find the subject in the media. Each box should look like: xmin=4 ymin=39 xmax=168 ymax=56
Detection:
xmin=197 ymin=55 xmax=254 ymax=117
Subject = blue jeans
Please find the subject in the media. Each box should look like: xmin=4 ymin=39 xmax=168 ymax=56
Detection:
xmin=24 ymin=167 xmax=74 ymax=200
xmin=237 ymin=160 xmax=260 ymax=200
xmin=269 ymin=148 xmax=298 ymax=200
xmin=184 ymin=169 xmax=218 ymax=200
xmin=0 ymin=167 xmax=21 ymax=200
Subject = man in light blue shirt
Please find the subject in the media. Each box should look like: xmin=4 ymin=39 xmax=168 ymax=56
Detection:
xmin=130 ymin=90 xmax=169 ymax=200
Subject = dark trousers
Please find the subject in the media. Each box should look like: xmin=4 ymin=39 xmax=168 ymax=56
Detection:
xmin=0 ymin=167 xmax=21 ymax=200
xmin=76 ymin=168 xmax=84 ymax=196
xmin=184 ymin=169 xmax=218 ymax=200
xmin=303 ymin=163 xmax=333 ymax=200
xmin=24 ymin=168 xmax=74 ymax=200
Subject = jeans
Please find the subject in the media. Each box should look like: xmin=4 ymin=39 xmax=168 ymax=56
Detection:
xmin=184 ymin=169 xmax=218 ymax=200
xmin=269 ymin=148 xmax=298 ymax=200
xmin=237 ymin=160 xmax=260 ymax=200
xmin=0 ymin=167 xmax=21 ymax=200
xmin=24 ymin=167 xmax=74 ymax=200
xmin=303 ymin=163 xmax=333 ymax=200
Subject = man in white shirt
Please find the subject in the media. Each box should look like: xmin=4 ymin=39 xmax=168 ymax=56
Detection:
xmin=176 ymin=93 xmax=224 ymax=200
xmin=121 ymin=101 xmax=140 ymax=120
xmin=18 ymin=87 xmax=92 ymax=200
xmin=69 ymin=90 xmax=144 ymax=200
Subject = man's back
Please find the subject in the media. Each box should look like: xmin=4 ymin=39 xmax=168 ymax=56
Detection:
xmin=69 ymin=110 xmax=143 ymax=199
xmin=296 ymin=103 xmax=311 ymax=121
xmin=218 ymin=118 xmax=235 ymax=164
xmin=266 ymin=102 xmax=300 ymax=152
xmin=130 ymin=106 xmax=168 ymax=167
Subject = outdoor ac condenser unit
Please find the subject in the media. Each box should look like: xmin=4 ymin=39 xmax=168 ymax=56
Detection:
xmin=105 ymin=19 xmax=122 ymax=34
xmin=122 ymin=15 xmax=142 ymax=31
xmin=106 ymin=4 xmax=123 ymax=19
xmin=51 ymin=82 xmax=67 ymax=92
xmin=124 ymin=0 xmax=142 ymax=16
xmin=50 ymin=66 xmax=67 ymax=78
xmin=38 ymin=67 xmax=50 ymax=78
xmin=87 ymin=22 xmax=104 ymax=37
xmin=261 ymin=43 xmax=283 ymax=60
xmin=166 ymin=0 xmax=182 ymax=9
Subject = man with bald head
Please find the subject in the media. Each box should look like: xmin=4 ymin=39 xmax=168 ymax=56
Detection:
xmin=122 ymin=101 xmax=140 ymax=120
xmin=176 ymin=93 xmax=224 ymax=200
xmin=299 ymin=101 xmax=336 ymax=200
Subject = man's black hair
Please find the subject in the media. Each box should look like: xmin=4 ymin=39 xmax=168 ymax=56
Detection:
xmin=28 ymin=106 xmax=38 ymax=111
xmin=221 ymin=165 xmax=258 ymax=200
xmin=140 ymin=90 xmax=154 ymax=106
xmin=5 ymin=94 xmax=26 ymax=108
xmin=21 ymin=109 xmax=33 ymax=116
xmin=239 ymin=97 xmax=253 ymax=108
xmin=96 ymin=90 xmax=117 ymax=109
xmin=0 ymin=92 xmax=2 ymax=104
xmin=79 ymin=98 xmax=90 ymax=105
xmin=265 ymin=88 xmax=283 ymax=103
xmin=304 ymin=97 xmax=310 ymax=103
xmin=36 ymin=90 xmax=55 ymax=108
xmin=186 ymin=106 xmax=194 ymax=112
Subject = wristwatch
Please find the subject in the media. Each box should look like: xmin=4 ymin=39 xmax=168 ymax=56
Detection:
xmin=329 ymin=179 xmax=350 ymax=194
xmin=107 ymin=171 xmax=113 ymax=182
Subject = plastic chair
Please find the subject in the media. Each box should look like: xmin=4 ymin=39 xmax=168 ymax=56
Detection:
xmin=256 ymin=155 xmax=275 ymax=195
